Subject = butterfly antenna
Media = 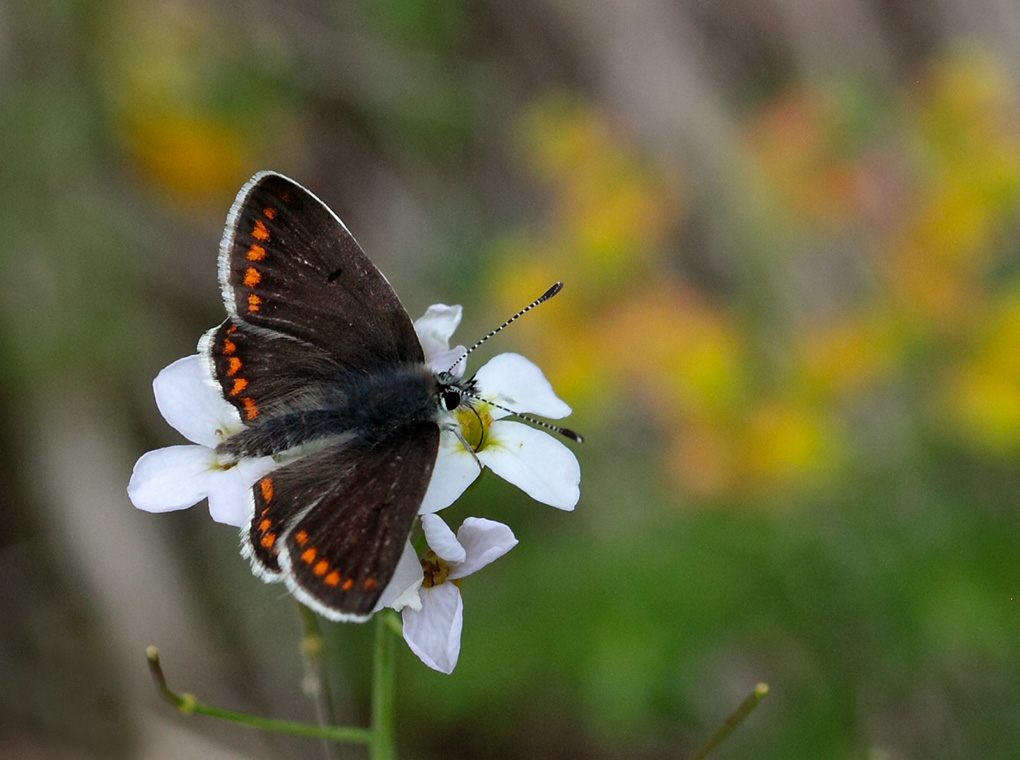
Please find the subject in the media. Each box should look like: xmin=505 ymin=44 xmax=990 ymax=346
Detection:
xmin=444 ymin=282 xmax=563 ymax=374
xmin=463 ymin=392 xmax=584 ymax=443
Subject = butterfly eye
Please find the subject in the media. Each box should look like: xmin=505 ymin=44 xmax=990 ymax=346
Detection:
xmin=441 ymin=389 xmax=462 ymax=411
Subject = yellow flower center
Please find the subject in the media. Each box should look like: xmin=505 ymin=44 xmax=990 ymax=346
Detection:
xmin=454 ymin=404 xmax=494 ymax=452
xmin=420 ymin=551 xmax=461 ymax=589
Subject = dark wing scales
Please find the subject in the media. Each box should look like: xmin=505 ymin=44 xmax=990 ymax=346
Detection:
xmin=202 ymin=318 xmax=351 ymax=425
xmin=250 ymin=421 xmax=440 ymax=621
xmin=242 ymin=469 xmax=291 ymax=578
xmin=221 ymin=172 xmax=423 ymax=371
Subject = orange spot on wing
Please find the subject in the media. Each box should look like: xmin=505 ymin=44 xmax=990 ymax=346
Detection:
xmin=247 ymin=293 xmax=262 ymax=312
xmin=342 ymin=578 xmax=355 ymax=591
xmin=295 ymin=530 xmax=309 ymax=546
xmin=247 ymin=244 xmax=266 ymax=261
xmin=226 ymin=324 xmax=238 ymax=334
xmin=243 ymin=267 xmax=261 ymax=287
xmin=227 ymin=357 xmax=242 ymax=376
xmin=258 ymin=518 xmax=271 ymax=533
xmin=222 ymin=339 xmax=236 ymax=355
xmin=302 ymin=548 xmax=317 ymax=564
xmin=263 ymin=207 xmax=277 ymax=219
xmin=252 ymin=219 xmax=270 ymax=241
xmin=314 ymin=559 xmax=329 ymax=576
xmin=259 ymin=478 xmax=274 ymax=503
xmin=230 ymin=378 xmax=248 ymax=396
xmin=362 ymin=578 xmax=378 ymax=591
xmin=260 ymin=532 xmax=276 ymax=548
xmin=242 ymin=397 xmax=259 ymax=420
xmin=324 ymin=571 xmax=341 ymax=587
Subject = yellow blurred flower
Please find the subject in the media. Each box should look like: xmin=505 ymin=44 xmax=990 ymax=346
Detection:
xmin=739 ymin=401 xmax=840 ymax=491
xmin=942 ymin=288 xmax=1020 ymax=453
xmin=517 ymin=93 xmax=680 ymax=291
xmin=917 ymin=49 xmax=1020 ymax=176
xmin=884 ymin=50 xmax=1020 ymax=332
xmin=945 ymin=367 xmax=1020 ymax=453
xmin=796 ymin=313 xmax=898 ymax=399
xmin=599 ymin=282 xmax=745 ymax=420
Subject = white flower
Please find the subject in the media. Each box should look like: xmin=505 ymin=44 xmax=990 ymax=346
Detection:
xmin=372 ymin=540 xmax=424 ymax=614
xmin=401 ymin=514 xmax=518 ymax=674
xmin=414 ymin=303 xmax=468 ymax=377
xmin=414 ymin=306 xmax=581 ymax=514
xmin=127 ymin=354 xmax=275 ymax=527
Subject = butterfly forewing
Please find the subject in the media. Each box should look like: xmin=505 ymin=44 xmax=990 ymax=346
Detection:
xmin=221 ymin=172 xmax=424 ymax=371
xmin=248 ymin=422 xmax=439 ymax=620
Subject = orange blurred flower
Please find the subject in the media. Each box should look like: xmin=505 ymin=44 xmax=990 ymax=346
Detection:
xmin=97 ymin=0 xmax=298 ymax=206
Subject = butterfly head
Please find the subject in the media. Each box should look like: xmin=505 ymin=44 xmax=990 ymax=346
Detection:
xmin=435 ymin=370 xmax=477 ymax=413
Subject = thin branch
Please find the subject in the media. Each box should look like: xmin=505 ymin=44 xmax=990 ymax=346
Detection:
xmin=687 ymin=682 xmax=769 ymax=760
xmin=297 ymin=604 xmax=342 ymax=760
xmin=145 ymin=646 xmax=372 ymax=745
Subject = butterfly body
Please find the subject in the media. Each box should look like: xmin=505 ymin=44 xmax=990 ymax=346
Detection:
xmin=201 ymin=171 xmax=472 ymax=621
xmin=217 ymin=361 xmax=446 ymax=461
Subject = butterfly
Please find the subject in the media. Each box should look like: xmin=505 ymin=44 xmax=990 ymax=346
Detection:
xmin=199 ymin=171 xmax=484 ymax=622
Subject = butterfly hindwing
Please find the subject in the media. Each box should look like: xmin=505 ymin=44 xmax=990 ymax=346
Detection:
xmin=221 ymin=171 xmax=424 ymax=370
xmin=244 ymin=468 xmax=291 ymax=578
xmin=203 ymin=318 xmax=351 ymax=424
xmin=247 ymin=421 xmax=440 ymax=619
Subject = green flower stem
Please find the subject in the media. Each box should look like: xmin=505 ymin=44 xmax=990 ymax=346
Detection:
xmin=297 ymin=603 xmax=340 ymax=759
xmin=369 ymin=610 xmax=399 ymax=760
xmin=145 ymin=646 xmax=372 ymax=745
xmin=687 ymin=682 xmax=769 ymax=760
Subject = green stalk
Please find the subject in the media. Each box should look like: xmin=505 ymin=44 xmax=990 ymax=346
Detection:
xmin=369 ymin=610 xmax=399 ymax=760
xmin=297 ymin=604 xmax=340 ymax=760
xmin=687 ymin=682 xmax=769 ymax=760
xmin=145 ymin=646 xmax=372 ymax=744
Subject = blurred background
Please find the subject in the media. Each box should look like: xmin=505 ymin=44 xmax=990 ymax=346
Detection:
xmin=2 ymin=0 xmax=1020 ymax=758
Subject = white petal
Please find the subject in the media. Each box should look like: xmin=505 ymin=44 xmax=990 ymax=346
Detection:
xmin=401 ymin=584 xmax=464 ymax=674
xmin=127 ymin=445 xmax=213 ymax=513
xmin=154 ymin=355 xmax=241 ymax=446
xmin=479 ymin=421 xmax=580 ymax=510
xmin=205 ymin=456 xmax=276 ymax=527
xmin=233 ymin=455 xmax=279 ymax=485
xmin=474 ymin=353 xmax=572 ymax=420
xmin=450 ymin=518 xmax=517 ymax=579
xmin=421 ymin=513 xmax=466 ymax=564
xmin=205 ymin=471 xmax=249 ymax=527
xmin=375 ymin=541 xmax=424 ymax=613
xmin=427 ymin=345 xmax=468 ymax=378
xmin=414 ymin=304 xmax=463 ymax=359
xmin=419 ymin=432 xmax=481 ymax=514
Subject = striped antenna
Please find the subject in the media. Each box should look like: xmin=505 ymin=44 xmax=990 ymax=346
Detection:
xmin=463 ymin=392 xmax=584 ymax=443
xmin=443 ymin=281 xmax=583 ymax=444
xmin=444 ymin=282 xmax=563 ymax=375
